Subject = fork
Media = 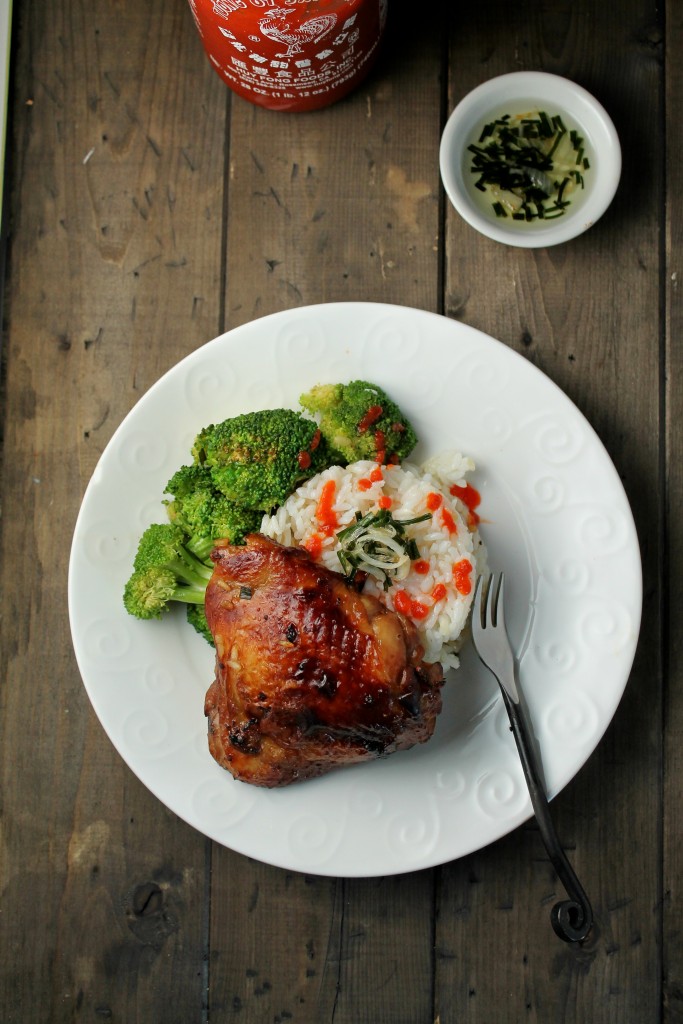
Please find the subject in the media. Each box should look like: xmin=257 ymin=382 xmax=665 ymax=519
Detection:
xmin=472 ymin=573 xmax=594 ymax=943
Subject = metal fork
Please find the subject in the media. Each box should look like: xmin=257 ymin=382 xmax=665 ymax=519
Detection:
xmin=472 ymin=573 xmax=594 ymax=943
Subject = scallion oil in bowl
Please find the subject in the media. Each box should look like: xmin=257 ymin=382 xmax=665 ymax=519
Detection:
xmin=467 ymin=109 xmax=591 ymax=224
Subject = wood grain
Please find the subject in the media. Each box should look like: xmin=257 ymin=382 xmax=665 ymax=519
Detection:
xmin=223 ymin=13 xmax=444 ymax=328
xmin=0 ymin=0 xmax=678 ymax=1021
xmin=665 ymin=2 xmax=683 ymax=1022
xmin=437 ymin=2 xmax=662 ymax=1022
xmin=207 ymin=12 xmax=444 ymax=1020
xmin=0 ymin=1 xmax=225 ymax=1020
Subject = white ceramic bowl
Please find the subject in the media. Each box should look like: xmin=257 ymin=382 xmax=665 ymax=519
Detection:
xmin=439 ymin=71 xmax=621 ymax=248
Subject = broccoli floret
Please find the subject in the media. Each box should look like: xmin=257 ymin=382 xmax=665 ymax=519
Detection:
xmin=132 ymin=522 xmax=213 ymax=579
xmin=186 ymin=604 xmax=215 ymax=646
xmin=167 ymin=485 xmax=216 ymax=541
xmin=123 ymin=566 xmax=207 ymax=620
xmin=164 ymin=462 xmax=210 ymax=500
xmin=123 ymin=523 xmax=212 ymax=620
xmin=192 ymin=408 xmax=331 ymax=511
xmin=164 ymin=464 xmax=261 ymax=546
xmin=163 ymin=464 xmax=215 ymax=557
xmin=299 ymin=380 xmax=417 ymax=465
xmin=163 ymin=463 xmax=217 ymax=540
xmin=210 ymin=501 xmax=262 ymax=545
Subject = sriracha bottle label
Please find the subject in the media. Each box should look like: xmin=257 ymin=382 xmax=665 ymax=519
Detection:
xmin=188 ymin=0 xmax=387 ymax=111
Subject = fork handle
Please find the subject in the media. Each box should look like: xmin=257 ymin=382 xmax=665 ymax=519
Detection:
xmin=501 ymin=689 xmax=594 ymax=943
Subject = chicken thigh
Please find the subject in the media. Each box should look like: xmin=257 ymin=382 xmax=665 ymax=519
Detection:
xmin=204 ymin=534 xmax=444 ymax=787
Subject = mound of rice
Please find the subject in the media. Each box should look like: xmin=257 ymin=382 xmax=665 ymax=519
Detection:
xmin=260 ymin=452 xmax=487 ymax=670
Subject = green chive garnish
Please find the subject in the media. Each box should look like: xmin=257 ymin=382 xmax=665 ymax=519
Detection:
xmin=469 ymin=109 xmax=589 ymax=222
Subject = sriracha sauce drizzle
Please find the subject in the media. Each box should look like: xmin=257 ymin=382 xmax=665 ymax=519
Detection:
xmin=450 ymin=481 xmax=482 ymax=525
xmin=316 ymin=479 xmax=338 ymax=535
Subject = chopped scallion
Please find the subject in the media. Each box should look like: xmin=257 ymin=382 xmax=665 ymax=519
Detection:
xmin=336 ymin=508 xmax=431 ymax=590
xmin=469 ymin=109 xmax=589 ymax=223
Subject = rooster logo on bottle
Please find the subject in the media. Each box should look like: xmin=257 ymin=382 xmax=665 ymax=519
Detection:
xmin=258 ymin=8 xmax=337 ymax=57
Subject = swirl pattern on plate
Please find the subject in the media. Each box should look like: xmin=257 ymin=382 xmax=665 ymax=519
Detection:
xmin=122 ymin=707 xmax=170 ymax=753
xmin=433 ymin=768 xmax=467 ymax=803
xmin=142 ymin=664 xmax=177 ymax=697
xmin=578 ymin=599 xmax=634 ymax=655
xmin=347 ymin=786 xmax=385 ymax=819
xmin=528 ymin=475 xmax=566 ymax=514
xmin=81 ymin=618 xmax=131 ymax=662
xmin=527 ymin=412 xmax=586 ymax=465
xmin=386 ymin=808 xmax=439 ymax=862
xmin=286 ymin=812 xmax=346 ymax=868
xmin=191 ymin=777 xmax=258 ymax=830
xmin=484 ymin=408 xmax=515 ymax=446
xmin=364 ymin=314 xmax=423 ymax=366
xmin=184 ymin=358 xmax=239 ymax=413
xmin=548 ymin=558 xmax=592 ymax=596
xmin=475 ymin=768 xmax=528 ymax=820
xmin=575 ymin=504 xmax=632 ymax=555
xmin=118 ymin=431 xmax=169 ymax=476
xmin=532 ymin=639 xmax=578 ymax=676
xmin=82 ymin=520 xmax=133 ymax=565
xmin=454 ymin=350 xmax=511 ymax=395
xmin=543 ymin=690 xmax=600 ymax=748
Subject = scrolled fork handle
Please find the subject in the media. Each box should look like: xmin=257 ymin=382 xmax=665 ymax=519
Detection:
xmin=501 ymin=688 xmax=594 ymax=943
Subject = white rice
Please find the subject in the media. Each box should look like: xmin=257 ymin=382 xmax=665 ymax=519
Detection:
xmin=260 ymin=453 xmax=487 ymax=670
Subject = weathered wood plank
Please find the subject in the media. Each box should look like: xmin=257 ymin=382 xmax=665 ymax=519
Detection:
xmin=0 ymin=0 xmax=675 ymax=1020
xmin=208 ymin=860 xmax=437 ymax=1023
xmin=223 ymin=13 xmax=443 ymax=328
xmin=207 ymin=12 xmax=444 ymax=1022
xmin=206 ymin=861 xmax=340 ymax=1020
xmin=327 ymin=873 xmax=435 ymax=1024
xmin=436 ymin=1 xmax=662 ymax=1021
xmin=0 ymin=1 xmax=227 ymax=1019
xmin=664 ymin=2 xmax=683 ymax=1021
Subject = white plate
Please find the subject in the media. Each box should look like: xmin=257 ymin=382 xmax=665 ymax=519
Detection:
xmin=68 ymin=302 xmax=642 ymax=877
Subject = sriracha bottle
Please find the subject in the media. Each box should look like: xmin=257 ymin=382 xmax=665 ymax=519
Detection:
xmin=187 ymin=0 xmax=387 ymax=112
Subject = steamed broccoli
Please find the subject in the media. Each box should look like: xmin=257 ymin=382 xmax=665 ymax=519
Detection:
xmin=164 ymin=463 xmax=261 ymax=546
xmin=299 ymin=381 xmax=417 ymax=465
xmin=186 ymin=604 xmax=214 ymax=646
xmin=123 ymin=523 xmax=213 ymax=620
xmin=210 ymin=500 xmax=262 ymax=545
xmin=192 ymin=408 xmax=331 ymax=511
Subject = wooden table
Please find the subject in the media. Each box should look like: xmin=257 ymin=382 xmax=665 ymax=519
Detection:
xmin=1 ymin=1 xmax=680 ymax=1020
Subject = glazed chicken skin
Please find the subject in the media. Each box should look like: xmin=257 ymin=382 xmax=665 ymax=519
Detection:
xmin=204 ymin=534 xmax=444 ymax=787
